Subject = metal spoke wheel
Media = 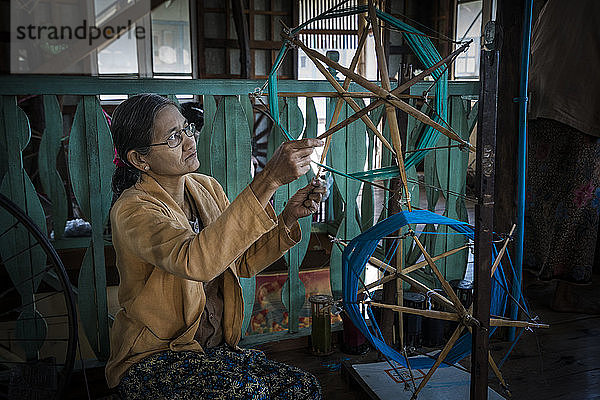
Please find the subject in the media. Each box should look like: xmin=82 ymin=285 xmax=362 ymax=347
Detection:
xmin=0 ymin=193 xmax=77 ymax=400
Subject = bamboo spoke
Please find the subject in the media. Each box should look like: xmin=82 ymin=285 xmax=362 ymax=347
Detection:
xmin=489 ymin=319 xmax=549 ymax=329
xmin=359 ymin=273 xmax=397 ymax=293
xmin=352 ymin=247 xmax=454 ymax=309
xmin=330 ymin=23 xmax=371 ymax=123
xmin=367 ymin=0 xmax=411 ymax=210
xmin=318 ymin=95 xmax=383 ymax=140
xmin=317 ymin=41 xmax=472 ymax=141
xmin=389 ymin=98 xmax=471 ymax=150
xmin=396 ymin=273 xmax=454 ymax=309
xmin=340 ymin=230 xmax=545 ymax=327
xmin=369 ymin=302 xmax=549 ymax=328
xmin=402 ymin=244 xmax=470 ymax=274
xmin=303 ymin=45 xmax=395 ymax=156
xmin=491 ymin=224 xmax=516 ymax=277
xmin=393 ymin=41 xmax=471 ymax=97
xmin=285 ymin=34 xmax=474 ymax=151
xmin=412 ymin=234 xmax=470 ymax=318
xmin=335 ymin=240 xmax=461 ymax=309
xmin=410 ymin=324 xmax=466 ymax=400
xmin=319 ymin=21 xmax=372 ymax=177
xmin=366 ymin=277 xmax=549 ymax=327
xmin=488 ymin=352 xmax=509 ymax=391
xmin=334 ymin=240 xmax=397 ymax=274
xmin=402 ymin=344 xmax=418 ymax=393
xmin=277 ymin=92 xmax=429 ymax=99
xmin=369 ymin=301 xmax=459 ymax=321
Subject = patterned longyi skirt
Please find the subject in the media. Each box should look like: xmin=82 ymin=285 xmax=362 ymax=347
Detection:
xmin=118 ymin=345 xmax=322 ymax=400
xmin=524 ymin=118 xmax=600 ymax=283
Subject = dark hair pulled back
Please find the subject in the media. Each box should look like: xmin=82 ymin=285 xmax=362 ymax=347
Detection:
xmin=111 ymin=94 xmax=177 ymax=200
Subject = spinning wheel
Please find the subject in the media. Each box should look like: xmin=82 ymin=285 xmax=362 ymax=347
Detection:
xmin=339 ymin=212 xmax=547 ymax=398
xmin=0 ymin=193 xmax=78 ymax=399
xmin=255 ymin=1 xmax=549 ymax=397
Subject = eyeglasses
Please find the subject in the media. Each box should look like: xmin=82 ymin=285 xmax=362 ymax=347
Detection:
xmin=148 ymin=123 xmax=198 ymax=149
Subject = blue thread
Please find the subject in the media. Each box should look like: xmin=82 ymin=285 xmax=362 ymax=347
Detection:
xmin=342 ymin=210 xmax=528 ymax=369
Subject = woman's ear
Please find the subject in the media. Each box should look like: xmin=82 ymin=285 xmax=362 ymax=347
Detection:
xmin=127 ymin=149 xmax=150 ymax=172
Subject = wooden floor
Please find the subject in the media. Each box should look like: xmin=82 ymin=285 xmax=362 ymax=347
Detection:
xmin=488 ymin=278 xmax=600 ymax=400
xmin=70 ymin=277 xmax=600 ymax=400
xmin=260 ymin=277 xmax=600 ymax=400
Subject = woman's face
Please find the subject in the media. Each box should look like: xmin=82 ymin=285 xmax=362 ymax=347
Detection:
xmin=144 ymin=105 xmax=200 ymax=177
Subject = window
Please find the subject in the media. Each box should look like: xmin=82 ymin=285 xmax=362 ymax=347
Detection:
xmin=455 ymin=0 xmax=482 ymax=79
xmin=296 ymin=0 xmax=374 ymax=137
xmin=297 ymin=0 xmax=362 ymax=81
xmin=197 ymin=1 xmax=295 ymax=79
xmin=151 ymin=0 xmax=192 ymax=75
xmin=95 ymin=0 xmax=142 ymax=76
xmin=97 ymin=29 xmax=139 ymax=74
xmin=95 ymin=0 xmax=193 ymax=101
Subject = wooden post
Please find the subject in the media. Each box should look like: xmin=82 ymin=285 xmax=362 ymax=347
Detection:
xmin=495 ymin=0 xmax=527 ymax=342
xmin=396 ymin=241 xmax=404 ymax=347
xmin=382 ymin=176 xmax=401 ymax=344
xmin=395 ymin=64 xmax=411 ymax=348
xmin=471 ymin=21 xmax=499 ymax=400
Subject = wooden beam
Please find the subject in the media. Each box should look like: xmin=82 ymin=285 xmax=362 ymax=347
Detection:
xmin=489 ymin=318 xmax=549 ymax=329
xmin=471 ymin=22 xmax=500 ymax=400
xmin=494 ymin=0 xmax=524 ymax=243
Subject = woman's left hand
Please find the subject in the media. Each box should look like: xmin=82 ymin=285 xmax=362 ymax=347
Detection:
xmin=281 ymin=178 xmax=327 ymax=228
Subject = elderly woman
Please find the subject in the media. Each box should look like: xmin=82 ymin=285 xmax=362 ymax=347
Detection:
xmin=105 ymin=94 xmax=325 ymax=399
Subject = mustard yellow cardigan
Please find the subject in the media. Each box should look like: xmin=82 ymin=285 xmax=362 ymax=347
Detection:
xmin=105 ymin=173 xmax=300 ymax=388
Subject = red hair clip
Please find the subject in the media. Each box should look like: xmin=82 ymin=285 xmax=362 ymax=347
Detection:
xmin=113 ymin=148 xmax=127 ymax=168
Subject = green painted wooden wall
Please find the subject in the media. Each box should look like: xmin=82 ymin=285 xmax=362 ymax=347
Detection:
xmin=0 ymin=76 xmax=479 ymax=355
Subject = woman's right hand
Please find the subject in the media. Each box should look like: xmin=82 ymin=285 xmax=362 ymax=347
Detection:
xmin=263 ymin=138 xmax=324 ymax=187
xmin=262 ymin=138 xmax=324 ymax=187
xmin=250 ymin=138 xmax=323 ymax=207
